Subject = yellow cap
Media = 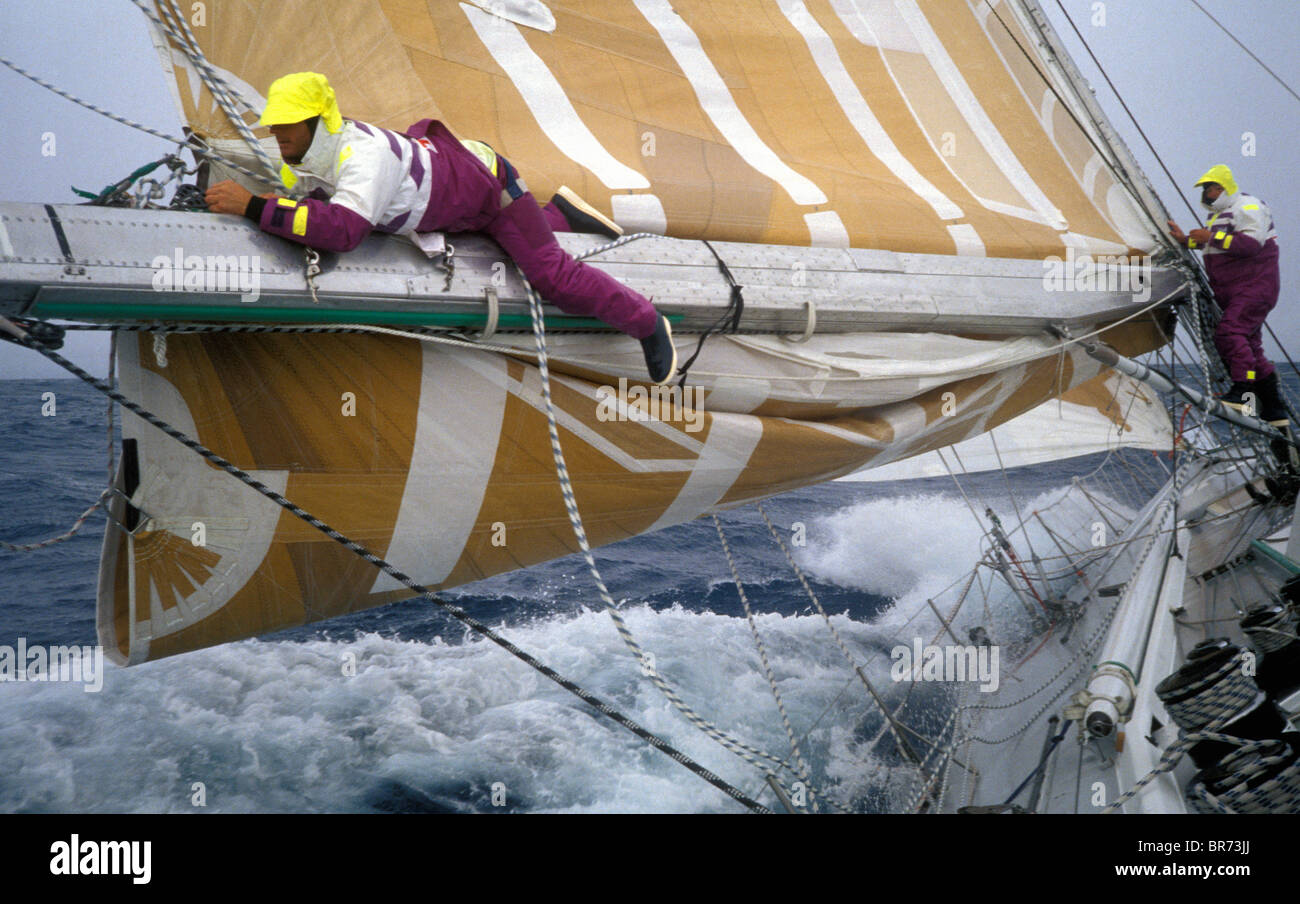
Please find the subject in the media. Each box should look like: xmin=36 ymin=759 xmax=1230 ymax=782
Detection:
xmin=1194 ymin=164 xmax=1237 ymax=196
xmin=258 ymin=72 xmax=343 ymax=134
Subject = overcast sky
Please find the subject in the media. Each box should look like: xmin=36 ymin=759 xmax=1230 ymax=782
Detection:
xmin=1 ymin=0 xmax=1297 ymax=380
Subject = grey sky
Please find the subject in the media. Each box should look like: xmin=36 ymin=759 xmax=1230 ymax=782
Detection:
xmin=1 ymin=0 xmax=1297 ymax=380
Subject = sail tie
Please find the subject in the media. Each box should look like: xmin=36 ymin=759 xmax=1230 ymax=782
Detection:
xmin=672 ymin=240 xmax=745 ymax=387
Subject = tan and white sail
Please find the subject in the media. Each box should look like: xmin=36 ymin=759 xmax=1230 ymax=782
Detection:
xmin=91 ymin=0 xmax=1188 ymax=663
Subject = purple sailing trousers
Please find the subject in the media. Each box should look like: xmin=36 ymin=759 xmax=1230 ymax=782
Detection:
xmin=1205 ymin=242 xmax=1281 ymax=382
xmin=407 ymin=119 xmax=658 ymax=340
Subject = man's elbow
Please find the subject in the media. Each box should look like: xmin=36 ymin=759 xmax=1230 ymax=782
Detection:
xmin=310 ymin=212 xmax=373 ymax=253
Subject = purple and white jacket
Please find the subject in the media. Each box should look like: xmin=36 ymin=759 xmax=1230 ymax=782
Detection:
xmin=249 ymin=118 xmax=508 ymax=253
xmin=1190 ymin=190 xmax=1280 ymax=304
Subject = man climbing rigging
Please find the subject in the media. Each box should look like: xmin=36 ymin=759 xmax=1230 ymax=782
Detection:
xmin=1168 ymin=164 xmax=1285 ymax=424
xmin=204 ymin=72 xmax=677 ymax=384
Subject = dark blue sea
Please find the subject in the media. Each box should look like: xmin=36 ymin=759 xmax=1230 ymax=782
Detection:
xmin=0 ymin=371 xmax=1273 ymax=812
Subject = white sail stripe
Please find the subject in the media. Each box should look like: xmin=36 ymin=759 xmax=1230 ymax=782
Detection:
xmin=0 ymin=218 xmax=13 ymax=258
xmin=829 ymin=0 xmax=1047 ymax=228
xmin=804 ymin=210 xmax=851 ymax=247
xmin=461 ymin=3 xmax=650 ymax=190
xmin=893 ymin=0 xmax=1067 ymax=230
xmin=508 ymin=371 xmax=705 ymax=470
xmin=946 ymin=223 xmax=986 ymax=256
xmin=1062 ymin=231 xmax=1130 ymax=256
xmin=517 ymin=366 xmax=708 ymax=453
xmin=1040 ymin=90 xmax=1056 ymax=141
xmin=777 ymin=0 xmax=964 ymax=221
xmin=784 ymin=417 xmax=888 ymax=448
xmin=611 ymin=193 xmax=668 ymax=234
xmin=963 ymin=0 xmax=1134 ymax=243
xmin=647 ymin=414 xmax=764 ymax=533
xmin=1082 ymin=152 xmax=1105 ymax=199
xmin=634 ymin=0 xmax=829 ymax=206
xmin=370 ymin=347 xmax=509 ymax=592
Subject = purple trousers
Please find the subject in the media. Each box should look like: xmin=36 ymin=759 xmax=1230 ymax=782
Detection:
xmin=409 ymin=119 xmax=657 ymax=339
xmin=1215 ymin=290 xmax=1278 ymax=382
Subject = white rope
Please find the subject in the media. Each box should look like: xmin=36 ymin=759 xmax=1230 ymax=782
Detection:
xmin=519 ymin=275 xmax=815 ymax=787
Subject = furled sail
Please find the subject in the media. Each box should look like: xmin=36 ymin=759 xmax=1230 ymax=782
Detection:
xmin=148 ymin=0 xmax=1163 ymax=255
xmin=844 ymin=368 xmax=1173 ymax=481
xmin=93 ymin=0 xmax=1188 ymax=664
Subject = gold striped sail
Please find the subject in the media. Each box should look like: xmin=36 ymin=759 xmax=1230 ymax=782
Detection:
xmin=99 ymin=0 xmax=1179 ymax=664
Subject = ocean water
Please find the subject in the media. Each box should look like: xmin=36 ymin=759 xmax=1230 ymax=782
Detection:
xmin=0 ymin=374 xmax=1227 ymax=812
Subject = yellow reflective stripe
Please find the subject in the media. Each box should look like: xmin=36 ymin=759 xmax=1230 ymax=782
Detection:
xmin=276 ymin=197 xmax=297 ymax=208
xmin=1247 ymin=370 xmax=1256 ymax=380
xmin=339 ymin=146 xmax=353 ymax=164
xmin=1208 ymin=213 xmax=1219 ymax=226
xmin=1214 ymin=230 xmax=1226 ymax=240
xmin=1188 ymin=239 xmax=1197 ymax=249
xmin=1243 ymin=204 xmax=1260 ymax=210
xmin=460 ymin=139 xmax=498 ymax=177
xmin=292 ymin=205 xmax=308 ymax=236
xmin=1222 ymin=234 xmax=1233 ymax=249
xmin=279 ymin=163 xmax=298 ymax=190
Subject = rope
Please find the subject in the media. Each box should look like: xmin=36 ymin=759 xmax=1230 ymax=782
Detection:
xmin=711 ymin=514 xmax=820 ymax=812
xmin=672 ymin=240 xmax=745 ymax=386
xmin=136 ymin=0 xmax=279 ymax=180
xmin=519 ymin=275 xmax=812 ymax=787
xmin=1186 ymin=0 xmax=1300 ymax=105
xmin=4 ymin=321 xmax=770 ymax=813
xmin=1187 ymin=737 xmax=1300 ymax=814
xmin=0 ymin=489 xmax=111 ymax=552
xmin=0 ymin=53 xmax=279 ymax=191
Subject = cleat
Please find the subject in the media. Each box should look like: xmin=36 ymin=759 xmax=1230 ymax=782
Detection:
xmin=640 ymin=313 xmax=677 ymax=385
xmin=551 ymin=185 xmax=622 ymax=239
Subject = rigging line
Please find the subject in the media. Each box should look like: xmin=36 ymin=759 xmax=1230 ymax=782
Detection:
xmin=3 ymin=320 xmax=771 ymax=814
xmin=978 ymin=2 xmax=1150 ymax=210
xmin=711 ymin=514 xmax=821 ymax=813
xmin=518 ymin=277 xmax=817 ymax=785
xmin=138 ymin=0 xmax=279 ymax=180
xmin=754 ymin=502 xmax=949 ymax=767
xmin=0 ymin=53 xmax=279 ymax=190
xmin=1048 ymin=0 xmax=1201 ymax=224
xmin=1186 ymin=0 xmax=1300 ymax=105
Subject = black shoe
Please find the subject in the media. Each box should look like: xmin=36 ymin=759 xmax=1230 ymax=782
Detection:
xmin=550 ymin=185 xmax=622 ymax=239
xmin=640 ymin=314 xmax=677 ymax=385
xmin=1257 ymin=371 xmax=1290 ymax=426
xmin=1219 ymin=380 xmax=1260 ymax=417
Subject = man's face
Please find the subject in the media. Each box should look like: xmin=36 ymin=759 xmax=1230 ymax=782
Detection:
xmin=1201 ymin=183 xmax=1224 ymax=205
xmin=270 ymin=120 xmax=314 ymax=164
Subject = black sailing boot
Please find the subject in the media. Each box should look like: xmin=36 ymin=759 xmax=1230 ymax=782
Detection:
xmin=1257 ymin=371 xmax=1290 ymax=426
xmin=640 ymin=313 xmax=678 ymax=385
xmin=1218 ymin=379 xmax=1260 ymax=417
xmin=550 ymin=185 xmax=623 ymax=239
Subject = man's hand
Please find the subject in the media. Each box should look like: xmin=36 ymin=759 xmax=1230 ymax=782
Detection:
xmin=1167 ymin=219 xmax=1187 ymax=242
xmin=205 ymin=179 xmax=254 ymax=215
xmin=1188 ymin=228 xmax=1212 ymax=245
